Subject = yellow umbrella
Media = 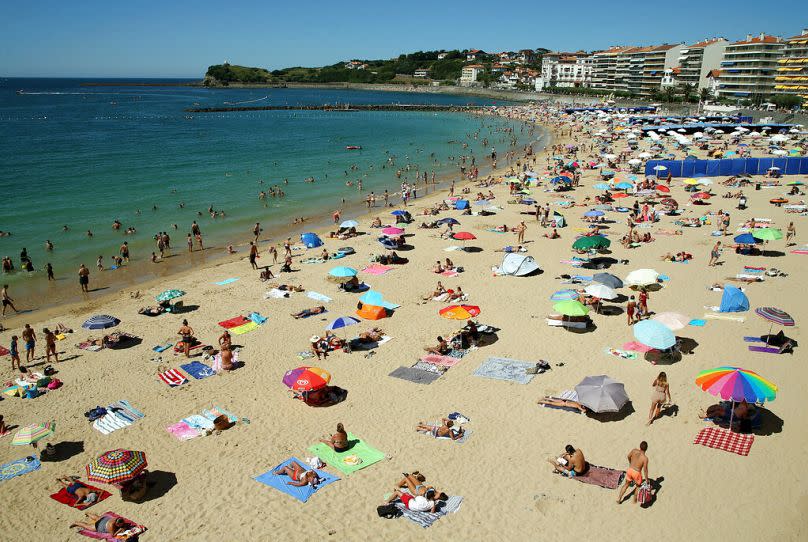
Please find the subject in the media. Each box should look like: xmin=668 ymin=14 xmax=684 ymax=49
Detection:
xmin=683 ymin=178 xmax=700 ymax=185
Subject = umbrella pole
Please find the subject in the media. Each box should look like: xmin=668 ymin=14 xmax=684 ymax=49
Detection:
xmin=728 ymin=400 xmax=735 ymax=433
xmin=766 ymin=323 xmax=773 ymax=346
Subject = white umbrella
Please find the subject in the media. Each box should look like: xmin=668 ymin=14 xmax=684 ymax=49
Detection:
xmin=652 ymin=165 xmax=668 ymax=171
xmin=575 ymin=375 xmax=630 ymax=413
xmin=638 ymin=152 xmax=652 ymax=159
xmin=677 ymin=128 xmax=686 ymax=133
xmin=628 ymin=158 xmax=642 ymax=165
xmin=772 ymin=149 xmax=788 ymax=156
xmin=585 ymin=283 xmax=618 ymax=300
xmin=770 ymin=134 xmax=789 ymax=143
xmin=602 ymin=153 xmax=617 ymax=160
xmin=625 ymin=268 xmax=660 ymax=287
xmin=736 ymin=126 xmax=749 ymax=132
xmin=652 ymin=312 xmax=691 ymax=330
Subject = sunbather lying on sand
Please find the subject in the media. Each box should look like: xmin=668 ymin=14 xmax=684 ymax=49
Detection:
xmin=357 ymin=328 xmax=384 ymax=343
xmin=274 ymin=460 xmax=322 ymax=487
xmin=292 ymin=306 xmax=326 ymax=319
xmin=269 ymin=283 xmax=304 ymax=292
xmin=537 ymin=397 xmax=588 ymax=414
xmin=415 ymin=418 xmax=464 ymax=440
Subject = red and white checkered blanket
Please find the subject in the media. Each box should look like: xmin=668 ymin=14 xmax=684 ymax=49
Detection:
xmin=693 ymin=427 xmax=754 ymax=456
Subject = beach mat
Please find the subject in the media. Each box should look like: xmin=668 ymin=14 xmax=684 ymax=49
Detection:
xmin=748 ymin=345 xmax=782 ymax=354
xmin=420 ymin=354 xmax=461 ymax=367
xmin=253 ymin=458 xmax=339 ymax=503
xmin=231 ymin=321 xmax=259 ymax=335
xmin=693 ymin=427 xmax=754 ymax=456
xmin=388 ymin=366 xmax=442 ymax=385
xmin=218 ymin=316 xmax=250 ymax=329
xmin=180 ymin=361 xmax=215 ymax=379
xmin=50 ymin=482 xmax=111 ymax=509
xmin=362 ymin=264 xmax=393 ymax=275
xmin=395 ymin=495 xmax=463 ymax=528
xmin=166 ymin=421 xmax=203 ymax=441
xmin=574 ymin=465 xmax=625 ymax=489
xmin=214 ymin=278 xmax=239 ymax=285
xmin=77 ymin=512 xmax=146 ymax=540
xmin=473 ymin=357 xmax=536 ymax=384
xmin=0 ymin=456 xmax=41 ymax=482
xmin=307 ymin=433 xmax=385 ymax=475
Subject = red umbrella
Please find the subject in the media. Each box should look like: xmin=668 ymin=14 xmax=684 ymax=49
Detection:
xmin=452 ymin=232 xmax=477 ymax=241
xmin=655 ymin=184 xmax=670 ymax=193
xmin=691 ymin=192 xmax=711 ymax=200
xmin=439 ymin=305 xmax=481 ymax=319
xmin=282 ymin=366 xmax=331 ymax=392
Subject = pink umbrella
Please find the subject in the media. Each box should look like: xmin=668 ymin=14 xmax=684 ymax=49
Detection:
xmin=381 ymin=227 xmax=405 ymax=236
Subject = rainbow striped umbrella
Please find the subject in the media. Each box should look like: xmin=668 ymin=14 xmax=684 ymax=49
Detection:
xmin=695 ymin=366 xmax=777 ymax=403
xmin=11 ymin=422 xmax=55 ymax=446
xmin=755 ymin=307 xmax=794 ymax=327
xmin=86 ymin=449 xmax=148 ymax=485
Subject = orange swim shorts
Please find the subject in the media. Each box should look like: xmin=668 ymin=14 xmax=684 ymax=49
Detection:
xmin=626 ymin=467 xmax=642 ymax=485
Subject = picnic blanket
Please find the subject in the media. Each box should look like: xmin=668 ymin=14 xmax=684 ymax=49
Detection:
xmin=420 ymin=354 xmax=462 ymax=368
xmin=231 ymin=321 xmax=259 ymax=335
xmin=0 ymin=456 xmax=41 ymax=482
xmin=693 ymin=427 xmax=754 ymax=456
xmin=254 ymin=458 xmax=339 ymax=503
xmin=93 ymin=400 xmax=145 ymax=434
xmin=389 ymin=366 xmax=442 ymax=385
xmin=180 ymin=361 xmax=215 ymax=380
xmin=395 ymin=495 xmax=464 ymax=528
xmin=307 ymin=291 xmax=332 ymax=303
xmin=77 ymin=512 xmax=146 ymax=540
xmin=473 ymin=357 xmax=536 ymax=385
xmin=50 ymin=482 xmax=111 ymax=509
xmin=218 ymin=316 xmax=250 ymax=329
xmin=307 ymin=433 xmax=385 ymax=475
xmin=158 ymin=369 xmax=188 ymax=387
xmin=574 ymin=465 xmax=625 ymax=489
xmin=214 ymin=278 xmax=239 ymax=285
xmin=166 ymin=421 xmax=203 ymax=441
xmin=349 ymin=335 xmax=393 ymax=351
xmin=362 ymin=264 xmax=393 ymax=275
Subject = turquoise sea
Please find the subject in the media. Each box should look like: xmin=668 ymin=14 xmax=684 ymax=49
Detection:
xmin=0 ymin=78 xmax=541 ymax=305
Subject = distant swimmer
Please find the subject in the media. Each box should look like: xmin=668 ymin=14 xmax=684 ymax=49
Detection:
xmin=112 ymin=219 xmax=121 ymax=230
xmin=63 ymin=225 xmax=69 ymax=232
xmin=87 ymin=230 xmax=93 ymax=238
xmin=45 ymin=240 xmax=53 ymax=251
xmin=0 ymin=231 xmax=11 ymax=237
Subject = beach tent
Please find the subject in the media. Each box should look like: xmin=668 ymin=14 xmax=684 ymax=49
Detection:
xmin=359 ymin=290 xmax=400 ymax=310
xmin=455 ymin=199 xmax=470 ymax=210
xmin=719 ymin=285 xmax=749 ymax=313
xmin=495 ymin=253 xmax=541 ymax=276
xmin=300 ymin=233 xmax=323 ymax=248
xmin=356 ymin=304 xmax=386 ymax=320
xmin=551 ymin=211 xmax=566 ymax=228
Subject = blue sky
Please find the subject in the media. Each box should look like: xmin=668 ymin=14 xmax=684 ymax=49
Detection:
xmin=2 ymin=0 xmax=805 ymax=77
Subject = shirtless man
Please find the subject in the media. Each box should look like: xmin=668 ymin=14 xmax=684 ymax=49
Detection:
xmin=78 ymin=264 xmax=90 ymax=293
xmin=253 ymin=222 xmax=261 ymax=243
xmin=1 ymin=284 xmax=19 ymax=316
xmin=119 ymin=242 xmax=130 ymax=262
xmin=617 ymin=441 xmax=649 ymax=504
xmin=548 ymin=444 xmax=586 ymax=477
xmin=22 ymin=324 xmax=36 ymax=364
xmin=249 ymin=242 xmax=259 ymax=270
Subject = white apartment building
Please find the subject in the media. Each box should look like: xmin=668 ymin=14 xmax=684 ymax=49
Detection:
xmin=590 ymin=46 xmax=634 ymax=91
xmin=774 ymin=28 xmax=808 ymax=101
xmin=540 ymin=52 xmax=593 ymax=88
xmin=626 ymin=44 xmax=685 ymax=96
xmin=676 ymin=38 xmax=728 ymax=90
xmin=460 ymin=64 xmax=484 ymax=86
xmin=716 ymin=33 xmax=784 ymax=99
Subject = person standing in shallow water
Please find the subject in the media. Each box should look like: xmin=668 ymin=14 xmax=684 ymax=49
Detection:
xmin=78 ymin=264 xmax=90 ymax=293
xmin=2 ymin=284 xmax=19 ymax=315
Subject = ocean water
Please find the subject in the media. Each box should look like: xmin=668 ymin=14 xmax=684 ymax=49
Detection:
xmin=0 ymin=78 xmax=540 ymax=304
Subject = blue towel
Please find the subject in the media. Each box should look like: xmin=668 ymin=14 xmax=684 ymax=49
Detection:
xmin=0 ymin=457 xmax=41 ymax=482
xmin=743 ymin=336 xmax=764 ymax=343
xmin=180 ymin=361 xmax=215 ymax=380
xmin=254 ymin=458 xmax=339 ymax=502
xmin=152 ymin=343 xmax=173 ymax=352
xmin=473 ymin=357 xmax=536 ymax=385
xmin=248 ymin=312 xmax=267 ymax=325
xmin=658 ymin=274 xmax=670 ymax=281
xmin=571 ymin=275 xmax=593 ymax=281
xmin=214 ymin=278 xmax=239 ymax=285
xmin=689 ymin=319 xmax=706 ymax=327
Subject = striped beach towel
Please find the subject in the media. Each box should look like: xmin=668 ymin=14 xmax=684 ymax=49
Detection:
xmin=395 ymin=495 xmax=463 ymax=528
xmin=93 ymin=400 xmax=145 ymax=435
xmin=158 ymin=369 xmax=187 ymax=387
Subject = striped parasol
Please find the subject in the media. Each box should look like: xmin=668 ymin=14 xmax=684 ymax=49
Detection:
xmin=12 ymin=422 xmax=55 ymax=446
xmin=86 ymin=449 xmax=148 ymax=485
xmin=755 ymin=307 xmax=794 ymax=326
xmin=82 ymin=315 xmax=120 ymax=330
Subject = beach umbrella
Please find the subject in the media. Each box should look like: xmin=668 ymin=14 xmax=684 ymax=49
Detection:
xmin=339 ymin=220 xmax=359 ymax=229
xmin=328 ymin=266 xmax=357 ymax=278
xmin=436 ymin=217 xmax=460 ymax=226
xmin=656 ymin=185 xmax=670 ymax=193
xmin=593 ymin=183 xmax=612 ymax=190
xmin=627 ymin=158 xmax=642 ymax=165
xmin=593 ymin=272 xmax=623 ymax=289
xmin=390 ymin=210 xmax=408 ymax=216
xmin=572 ymin=236 xmax=610 ymax=251
xmin=82 ymin=315 xmax=120 ymax=330
xmin=584 ymin=283 xmax=618 ymax=300
xmin=381 ymin=227 xmax=405 ymax=236
xmin=660 ymin=197 xmax=678 ymax=209
xmin=550 ymin=176 xmax=572 ymax=185
xmin=625 ymin=268 xmax=659 ymax=287
xmin=683 ymin=178 xmax=700 ymax=185
xmin=575 ymin=375 xmax=629 ymax=413
xmin=452 ymin=232 xmax=477 ymax=241
xmin=300 ymin=232 xmax=323 ymax=248
xmin=11 ymin=422 xmax=55 ymax=447
xmin=283 ymin=366 xmax=331 ymax=392
xmin=638 ymin=152 xmax=652 ymax=159
xmin=611 ymin=192 xmax=628 ymax=199
xmin=755 ymin=307 xmax=795 ymax=344
xmin=326 ymin=316 xmax=361 ymax=331
xmin=550 ymin=289 xmax=579 ymax=301
xmin=156 ymin=289 xmax=185 ymax=302
xmin=733 ymin=233 xmax=761 ymax=245
xmin=691 ymin=192 xmax=711 ymax=200
xmin=752 ymin=228 xmax=783 ymax=241
xmin=553 ymin=300 xmax=590 ymax=317
xmin=584 ymin=210 xmax=605 ymax=218
xmin=86 ymin=449 xmax=148 ymax=485
xmin=652 ymin=165 xmax=668 ymax=172
xmin=633 ymin=320 xmax=676 ymax=350
xmin=614 ymin=182 xmax=633 ymax=190
xmin=652 ymin=312 xmax=690 ymax=331
xmin=439 ymin=305 xmax=481 ymax=320
xmin=695 ymin=366 xmax=777 ymax=429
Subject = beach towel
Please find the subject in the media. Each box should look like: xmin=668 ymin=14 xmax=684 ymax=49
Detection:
xmin=574 ymin=465 xmax=625 ymax=489
xmin=182 ymin=414 xmax=215 ymax=432
xmin=152 ymin=343 xmax=173 ymax=352
xmin=416 ymin=425 xmax=472 ymax=444
xmin=166 ymin=421 xmax=202 ymax=441
xmin=0 ymin=346 xmax=9 ymax=356
xmin=202 ymin=406 xmax=238 ymax=424
xmin=748 ymin=345 xmax=782 ymax=354
xmin=94 ymin=400 xmax=145 ymax=434
xmin=362 ymin=264 xmax=393 ymax=275
xmin=473 ymin=357 xmax=536 ymax=385
xmin=265 ymin=289 xmax=290 ymax=299
xmin=420 ymin=354 xmax=462 ymax=368
xmin=790 ymin=250 xmax=808 ymax=255
xmin=231 ymin=321 xmax=259 ymax=335
xmin=248 ymin=312 xmax=268 ymax=325
xmin=0 ymin=456 xmax=41 ymax=482
xmin=744 ymin=336 xmax=765 ymax=342
xmin=440 ymin=270 xmax=460 ymax=277
xmin=411 ymin=361 xmax=445 ymax=374
xmin=214 ymin=278 xmax=239 ymax=285
xmin=350 ymin=335 xmax=393 ymax=351
xmin=689 ymin=319 xmax=706 ymax=327
xmin=705 ymin=313 xmax=745 ymax=322
xmin=180 ymin=361 xmax=215 ymax=379
xmin=388 ymin=366 xmax=442 ymax=385
xmin=307 ymin=291 xmax=332 ymax=303
xmin=307 ymin=433 xmax=385 ymax=475
xmin=693 ymin=427 xmax=754 ymax=456
xmin=218 ymin=316 xmax=250 ymax=329
xmin=77 ymin=342 xmax=104 ymax=352
xmin=50 ymin=482 xmax=111 ymax=509
xmin=253 ymin=458 xmax=339 ymax=503
xmin=77 ymin=512 xmax=146 ymax=540
xmin=606 ymin=348 xmax=638 ymax=360
xmin=158 ymin=369 xmax=187 ymax=387
xmin=395 ymin=495 xmax=463 ymax=528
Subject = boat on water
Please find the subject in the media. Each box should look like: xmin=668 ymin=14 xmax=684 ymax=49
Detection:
xmin=346 ymin=145 xmax=362 ymax=150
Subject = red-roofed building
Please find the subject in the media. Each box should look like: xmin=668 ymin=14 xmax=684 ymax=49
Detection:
xmin=716 ymin=33 xmax=784 ymax=98
xmin=466 ymin=49 xmax=485 ymax=61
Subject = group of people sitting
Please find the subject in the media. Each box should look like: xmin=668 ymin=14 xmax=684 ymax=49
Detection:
xmin=432 ymin=259 xmax=457 ymax=274
xmin=383 ymin=472 xmax=449 ymax=513
xmin=328 ymin=226 xmax=358 ymax=240
xmin=621 ymin=230 xmax=655 ymax=247
xmin=422 ymin=281 xmax=465 ymax=302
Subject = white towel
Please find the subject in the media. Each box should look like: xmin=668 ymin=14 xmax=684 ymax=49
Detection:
xmin=307 ymin=291 xmax=332 ymax=303
xmin=264 ymin=289 xmax=289 ymax=299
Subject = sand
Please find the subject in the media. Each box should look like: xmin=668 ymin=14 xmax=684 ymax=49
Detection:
xmin=1 ymin=106 xmax=806 ymax=541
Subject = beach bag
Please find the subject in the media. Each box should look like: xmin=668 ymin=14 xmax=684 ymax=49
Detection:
xmin=636 ymin=481 xmax=652 ymax=505
xmin=85 ymin=406 xmax=107 ymax=421
xmin=47 ymin=378 xmax=62 ymax=390
xmin=43 ymin=365 xmax=55 ymax=376
xmin=377 ymin=503 xmax=402 ymax=519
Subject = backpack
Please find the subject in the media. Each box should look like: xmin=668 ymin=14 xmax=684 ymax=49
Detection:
xmin=85 ymin=407 xmax=107 ymax=422
xmin=376 ymin=503 xmax=402 ymax=519
xmin=636 ymin=481 xmax=652 ymax=506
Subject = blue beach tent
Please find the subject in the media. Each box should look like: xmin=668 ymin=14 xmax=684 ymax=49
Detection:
xmin=300 ymin=232 xmax=323 ymax=248
xmin=719 ymin=285 xmax=749 ymax=313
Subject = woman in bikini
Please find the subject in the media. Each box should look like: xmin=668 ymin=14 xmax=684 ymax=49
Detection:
xmin=70 ymin=513 xmax=134 ymax=538
xmin=177 ymin=319 xmax=194 ymax=358
xmin=319 ymin=423 xmax=349 ymax=452
xmin=274 ymin=460 xmax=321 ymax=487
xmin=647 ymin=372 xmax=671 ymax=426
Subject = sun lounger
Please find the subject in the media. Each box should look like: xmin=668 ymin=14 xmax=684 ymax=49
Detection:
xmin=693 ymin=427 xmax=754 ymax=456
xmin=253 ymin=458 xmax=339 ymax=503
xmin=76 ymin=512 xmax=146 ymax=540
xmin=307 ymin=433 xmax=385 ymax=475
xmin=50 ymin=481 xmax=111 ymax=509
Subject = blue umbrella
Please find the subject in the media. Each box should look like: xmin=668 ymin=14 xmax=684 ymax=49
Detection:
xmin=391 ymin=210 xmax=408 ymax=216
xmin=326 ymin=316 xmax=360 ymax=330
xmin=601 ymin=170 xmax=615 ymax=177
xmin=328 ymin=266 xmax=357 ymax=278
xmin=593 ymin=183 xmax=612 ymax=190
xmin=300 ymin=232 xmax=323 ymax=248
xmin=339 ymin=220 xmax=359 ymax=229
xmin=633 ymin=320 xmax=676 ymax=350
xmin=733 ymin=233 xmax=760 ymax=244
xmin=550 ymin=289 xmax=579 ymax=301
xmin=436 ymin=217 xmax=460 ymax=225
xmin=584 ymin=210 xmax=605 ymax=217
xmin=550 ymin=176 xmax=570 ymax=184
xmin=82 ymin=315 xmax=120 ymax=330
xmin=614 ymin=182 xmax=633 ymax=190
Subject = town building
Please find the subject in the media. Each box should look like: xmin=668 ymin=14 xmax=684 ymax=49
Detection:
xmin=715 ymin=34 xmax=784 ymax=99
xmin=590 ymin=46 xmax=634 ymax=91
xmin=466 ymin=49 xmax=484 ymax=61
xmin=344 ymin=60 xmax=367 ymax=70
xmin=676 ymin=38 xmax=728 ymax=90
xmin=413 ymin=68 xmax=430 ymax=78
xmin=626 ymin=44 xmax=686 ymax=96
xmin=540 ymin=51 xmax=593 ymax=88
xmin=437 ymin=52 xmax=448 ymax=60
xmin=460 ymin=64 xmax=484 ymax=86
xmin=774 ymin=28 xmax=808 ymax=101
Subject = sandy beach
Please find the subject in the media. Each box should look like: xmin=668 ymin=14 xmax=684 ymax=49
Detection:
xmin=1 ymin=104 xmax=806 ymax=541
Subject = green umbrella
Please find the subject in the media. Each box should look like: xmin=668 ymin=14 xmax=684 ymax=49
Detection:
xmin=572 ymin=236 xmax=611 ymax=251
xmin=752 ymin=228 xmax=783 ymax=241
xmin=156 ymin=289 xmax=186 ymax=302
xmin=553 ymin=300 xmax=590 ymax=317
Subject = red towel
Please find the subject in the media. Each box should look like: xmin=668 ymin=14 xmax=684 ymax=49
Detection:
xmin=0 ymin=346 xmax=9 ymax=356
xmin=158 ymin=369 xmax=187 ymax=387
xmin=50 ymin=483 xmax=111 ymax=509
xmin=693 ymin=427 xmax=754 ymax=456
xmin=218 ymin=316 xmax=249 ymax=329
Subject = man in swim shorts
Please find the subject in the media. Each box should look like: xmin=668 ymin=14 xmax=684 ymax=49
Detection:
xmin=617 ymin=441 xmax=649 ymax=504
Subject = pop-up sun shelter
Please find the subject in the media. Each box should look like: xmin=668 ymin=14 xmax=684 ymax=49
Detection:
xmin=300 ymin=233 xmax=323 ymax=248
xmin=494 ymin=253 xmax=541 ymax=276
xmin=719 ymin=285 xmax=749 ymax=313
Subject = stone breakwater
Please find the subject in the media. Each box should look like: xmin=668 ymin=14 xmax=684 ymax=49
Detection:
xmin=183 ymin=104 xmax=489 ymax=113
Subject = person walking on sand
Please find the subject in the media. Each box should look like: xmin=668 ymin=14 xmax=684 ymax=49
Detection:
xmin=284 ymin=238 xmax=292 ymax=258
xmin=22 ymin=323 xmax=36 ymax=364
xmin=43 ymin=327 xmax=59 ymax=363
xmin=178 ymin=319 xmax=194 ymax=358
xmin=647 ymin=372 xmax=671 ymax=426
xmin=268 ymin=245 xmax=278 ymax=264
xmin=2 ymin=284 xmax=19 ymax=316
xmin=9 ymin=335 xmax=21 ymax=371
xmin=786 ymin=221 xmax=796 ymax=245
xmin=626 ymin=295 xmax=637 ymax=325
xmin=638 ymin=289 xmax=649 ymax=319
xmin=78 ymin=264 xmax=90 ymax=293
xmin=708 ymin=241 xmax=722 ymax=267
xmin=253 ymin=222 xmax=261 ymax=242
xmin=617 ymin=441 xmax=649 ymax=504
xmin=249 ymin=242 xmax=259 ymax=270
xmin=516 ymin=221 xmax=527 ymax=244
